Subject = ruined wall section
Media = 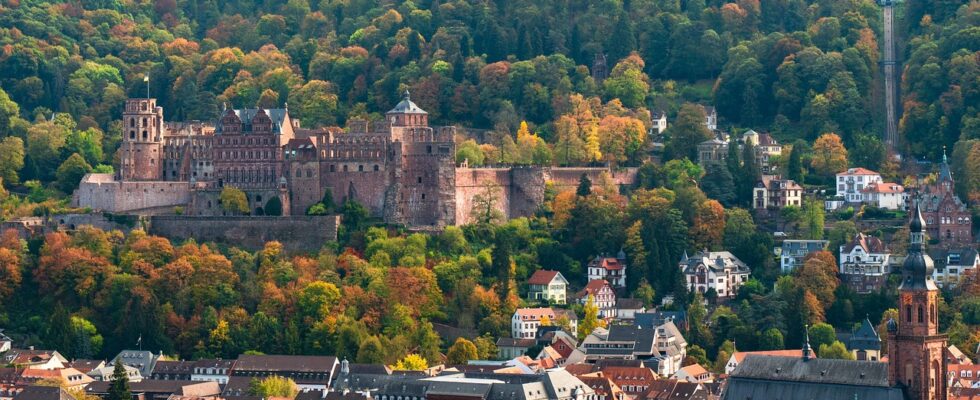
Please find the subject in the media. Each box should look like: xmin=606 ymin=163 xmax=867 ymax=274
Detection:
xmin=454 ymin=168 xmax=514 ymax=225
xmin=74 ymin=174 xmax=191 ymax=212
xmin=147 ymin=215 xmax=339 ymax=251
xmin=390 ymin=126 xmax=456 ymax=227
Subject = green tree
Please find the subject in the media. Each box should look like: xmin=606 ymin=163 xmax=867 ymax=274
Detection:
xmin=220 ymin=186 xmax=249 ymax=214
xmin=759 ymin=328 xmax=785 ymax=350
xmin=446 ymin=337 xmax=479 ymax=365
xmin=106 ymin=360 xmax=131 ymax=400
xmin=248 ymin=376 xmax=299 ymax=399
xmin=665 ymin=104 xmax=713 ymax=161
xmin=809 ymin=323 xmax=837 ymax=350
xmin=264 ymin=197 xmax=283 ymax=216
xmin=787 ymin=141 xmax=806 ymax=183
xmin=471 ymin=181 xmax=503 ymax=224
xmin=576 ymin=173 xmax=592 ymax=196
xmin=356 ymin=336 xmax=385 ymax=364
xmin=55 ymin=153 xmax=92 ymax=193
xmin=0 ymin=137 xmax=25 ymax=186
xmin=70 ymin=316 xmax=103 ymax=359
xmin=818 ymin=341 xmax=854 ymax=360
xmin=803 ymin=199 xmax=825 ymax=240
xmin=687 ymin=292 xmax=712 ymax=348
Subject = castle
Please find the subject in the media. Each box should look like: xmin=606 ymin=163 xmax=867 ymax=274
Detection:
xmin=75 ymin=94 xmax=635 ymax=227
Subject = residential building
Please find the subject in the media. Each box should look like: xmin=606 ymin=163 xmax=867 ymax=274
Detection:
xmin=527 ymin=270 xmax=569 ymax=305
xmin=742 ymin=130 xmax=782 ymax=174
xmin=1 ymin=349 xmax=67 ymax=370
xmin=700 ymin=105 xmax=718 ymax=131
xmin=511 ymin=308 xmax=578 ymax=339
xmin=587 ymin=253 xmax=627 ymax=288
xmin=579 ymin=323 xmax=687 ymax=377
xmin=697 ymin=138 xmax=728 ymax=167
xmin=594 ymin=366 xmax=658 ymax=397
xmin=848 ymin=317 xmax=882 ymax=361
xmin=85 ymin=380 xmax=221 ymax=399
xmin=495 ymin=338 xmax=535 ymax=360
xmin=836 ymin=167 xmax=883 ymax=203
xmin=231 ymin=355 xmax=338 ymax=392
xmin=67 ymin=359 xmax=104 ymax=374
xmin=724 ymin=349 xmax=812 ymax=375
xmin=752 ymin=176 xmax=802 ymax=210
xmin=679 ymin=250 xmax=751 ymax=300
xmin=779 ymin=239 xmax=829 ymax=273
xmin=0 ymin=331 xmax=11 ymax=353
xmin=948 ymin=364 xmax=980 ymax=389
xmin=920 ymin=154 xmax=974 ymax=247
xmin=861 ymin=182 xmax=907 ymax=210
xmin=932 ymin=248 xmax=980 ymax=289
xmin=332 ymin=368 xmax=594 ymax=400
xmin=946 ymin=345 xmax=972 ymax=366
xmin=112 ymin=350 xmax=161 ymax=378
xmin=636 ymin=311 xmax=688 ymax=332
xmin=21 ymin=368 xmax=93 ymax=388
xmin=672 ymin=363 xmax=713 ymax=383
xmin=190 ymin=359 xmax=234 ymax=384
xmin=578 ymin=279 xmax=617 ymax=318
xmin=839 ymin=233 xmax=891 ymax=294
xmin=88 ymin=364 xmax=142 ymax=382
xmin=615 ymin=299 xmax=646 ymax=320
xmin=12 ymin=386 xmax=77 ymax=400
xmin=150 ymin=360 xmax=194 ymax=380
xmin=650 ymin=110 xmax=668 ymax=135
xmin=578 ymin=375 xmax=627 ymax=400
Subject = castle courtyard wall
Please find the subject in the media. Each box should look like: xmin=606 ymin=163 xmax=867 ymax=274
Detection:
xmin=74 ymin=173 xmax=191 ymax=212
xmin=147 ymin=215 xmax=339 ymax=251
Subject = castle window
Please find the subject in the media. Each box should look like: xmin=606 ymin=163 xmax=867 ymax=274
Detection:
xmin=418 ymin=177 xmax=422 ymax=183
xmin=918 ymin=305 xmax=924 ymax=323
xmin=130 ymin=131 xmax=136 ymax=139
xmin=143 ymin=130 xmax=148 ymax=139
xmin=427 ymin=145 xmax=432 ymax=154
xmin=906 ymin=305 xmax=912 ymax=322
xmin=296 ymin=170 xmax=302 ymax=178
xmin=343 ymin=165 xmax=348 ymax=172
xmin=330 ymin=165 xmax=335 ymax=172
xmin=358 ymin=165 xmax=364 ymax=172
xmin=374 ymin=165 xmax=379 ymax=171
xmin=130 ymin=119 xmax=135 ymax=127
xmin=421 ymin=193 xmax=425 ymax=200
xmin=306 ymin=170 xmax=313 ymax=178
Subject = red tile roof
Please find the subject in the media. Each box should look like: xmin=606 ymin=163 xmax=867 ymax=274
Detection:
xmin=861 ymin=182 xmax=904 ymax=194
xmin=839 ymin=167 xmax=880 ymax=175
xmin=528 ymin=270 xmax=560 ymax=286
xmin=582 ymin=279 xmax=613 ymax=296
xmin=591 ymin=257 xmax=624 ymax=271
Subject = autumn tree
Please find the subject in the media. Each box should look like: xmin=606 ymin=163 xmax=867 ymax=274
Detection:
xmin=220 ymin=186 xmax=250 ymax=215
xmin=393 ymin=354 xmax=428 ymax=370
xmin=249 ymin=376 xmax=298 ymax=399
xmin=811 ymin=133 xmax=848 ymax=180
xmin=446 ymin=337 xmax=479 ymax=365
xmin=818 ymin=341 xmax=854 ymax=360
xmin=0 ymin=137 xmax=25 ymax=187
xmin=470 ymin=181 xmax=503 ymax=224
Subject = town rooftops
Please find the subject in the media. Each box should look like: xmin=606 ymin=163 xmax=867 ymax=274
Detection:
xmin=86 ymin=380 xmax=221 ymax=397
xmin=580 ymin=279 xmax=613 ymax=297
xmin=838 ymin=167 xmax=880 ymax=175
xmin=12 ymin=386 xmax=76 ymax=400
xmin=731 ymin=350 xmax=810 ymax=365
xmin=527 ymin=270 xmax=562 ymax=286
xmin=842 ymin=233 xmax=888 ymax=254
xmin=233 ymin=354 xmax=337 ymax=373
xmin=680 ymin=251 xmax=750 ymax=274
xmin=725 ymin=355 xmax=904 ymax=400
xmin=66 ymin=359 xmax=104 ymax=374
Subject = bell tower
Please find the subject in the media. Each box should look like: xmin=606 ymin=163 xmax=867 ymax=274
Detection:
xmin=887 ymin=203 xmax=947 ymax=400
xmin=119 ymin=98 xmax=164 ymax=181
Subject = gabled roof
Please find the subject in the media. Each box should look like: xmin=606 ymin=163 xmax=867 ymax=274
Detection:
xmin=528 ymin=270 xmax=565 ymax=286
xmin=13 ymin=386 xmax=76 ymax=400
xmin=842 ymin=233 xmax=888 ymax=254
xmin=847 ymin=317 xmax=881 ymax=351
xmin=590 ymin=257 xmax=625 ymax=271
xmin=580 ymin=279 xmax=613 ymax=297
xmin=861 ymin=182 xmax=904 ymax=194
xmin=731 ymin=350 xmax=809 ymax=365
xmin=680 ymin=251 xmax=750 ymax=275
xmin=725 ymin=355 xmax=904 ymax=400
xmin=838 ymin=167 xmax=880 ymax=176
xmin=216 ymin=108 xmax=290 ymax=134
xmin=233 ymin=354 xmax=337 ymax=374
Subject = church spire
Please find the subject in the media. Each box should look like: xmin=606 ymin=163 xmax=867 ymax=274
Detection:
xmin=802 ymin=325 xmax=812 ymax=362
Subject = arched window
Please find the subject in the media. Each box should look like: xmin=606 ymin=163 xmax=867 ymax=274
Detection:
xmin=918 ymin=305 xmax=924 ymax=323
xmin=906 ymin=305 xmax=912 ymax=322
xmin=296 ymin=170 xmax=301 ymax=178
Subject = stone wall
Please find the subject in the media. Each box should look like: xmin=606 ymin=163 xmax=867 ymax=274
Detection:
xmin=454 ymin=167 xmax=638 ymax=225
xmin=74 ymin=174 xmax=191 ymax=212
xmin=147 ymin=215 xmax=339 ymax=251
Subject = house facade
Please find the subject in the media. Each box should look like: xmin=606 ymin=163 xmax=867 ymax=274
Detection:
xmin=931 ymin=248 xmax=980 ymax=289
xmin=752 ymin=176 xmax=802 ymax=210
xmin=527 ymin=270 xmax=569 ymax=305
xmin=847 ymin=317 xmax=882 ymax=362
xmin=779 ymin=240 xmax=829 ymax=273
xmin=742 ymin=130 xmax=782 ymax=174
xmin=578 ymin=280 xmax=617 ymax=318
xmin=839 ymin=233 xmax=891 ymax=294
xmin=650 ymin=111 xmax=668 ymax=135
xmin=579 ymin=323 xmax=687 ymax=377
xmin=861 ymin=182 xmax=907 ymax=210
xmin=920 ymin=155 xmax=974 ymax=248
xmin=511 ymin=308 xmax=578 ymax=339
xmin=679 ymin=251 xmax=751 ymax=299
xmin=697 ymin=138 xmax=728 ymax=167
xmin=587 ymin=254 xmax=627 ymax=288
xmin=836 ymin=168 xmax=882 ymax=203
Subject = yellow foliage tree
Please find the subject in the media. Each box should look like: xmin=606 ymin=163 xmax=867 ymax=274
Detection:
xmin=393 ymin=354 xmax=429 ymax=371
xmin=811 ymin=133 xmax=848 ymax=178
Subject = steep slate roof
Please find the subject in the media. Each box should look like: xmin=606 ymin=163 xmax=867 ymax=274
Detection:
xmin=13 ymin=386 xmax=76 ymax=400
xmin=216 ymin=108 xmax=290 ymax=134
xmin=847 ymin=317 xmax=881 ymax=352
xmin=842 ymin=233 xmax=888 ymax=254
xmin=731 ymin=350 xmax=809 ymax=365
xmin=527 ymin=270 xmax=562 ymax=286
xmin=723 ymin=355 xmax=904 ymax=400
xmin=151 ymin=360 xmax=194 ymax=376
xmin=680 ymin=251 xmax=750 ymax=275
xmin=67 ymin=359 xmax=104 ymax=374
xmin=233 ymin=354 xmax=337 ymax=373
xmin=113 ymin=350 xmax=160 ymax=377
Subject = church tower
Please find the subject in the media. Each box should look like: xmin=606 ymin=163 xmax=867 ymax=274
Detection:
xmin=119 ymin=98 xmax=164 ymax=181
xmin=887 ymin=203 xmax=947 ymax=400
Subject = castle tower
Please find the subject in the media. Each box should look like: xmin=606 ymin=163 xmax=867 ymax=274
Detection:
xmin=386 ymin=91 xmax=428 ymax=127
xmin=119 ymin=98 xmax=164 ymax=181
xmin=887 ymin=203 xmax=947 ymax=400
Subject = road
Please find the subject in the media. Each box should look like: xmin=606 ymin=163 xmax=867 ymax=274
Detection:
xmin=883 ymin=4 xmax=898 ymax=153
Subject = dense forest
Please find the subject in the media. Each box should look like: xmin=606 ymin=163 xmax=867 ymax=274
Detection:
xmin=0 ymin=0 xmax=979 ymax=373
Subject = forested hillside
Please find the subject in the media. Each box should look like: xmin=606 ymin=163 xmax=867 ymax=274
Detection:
xmin=0 ymin=0 xmax=903 ymax=191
